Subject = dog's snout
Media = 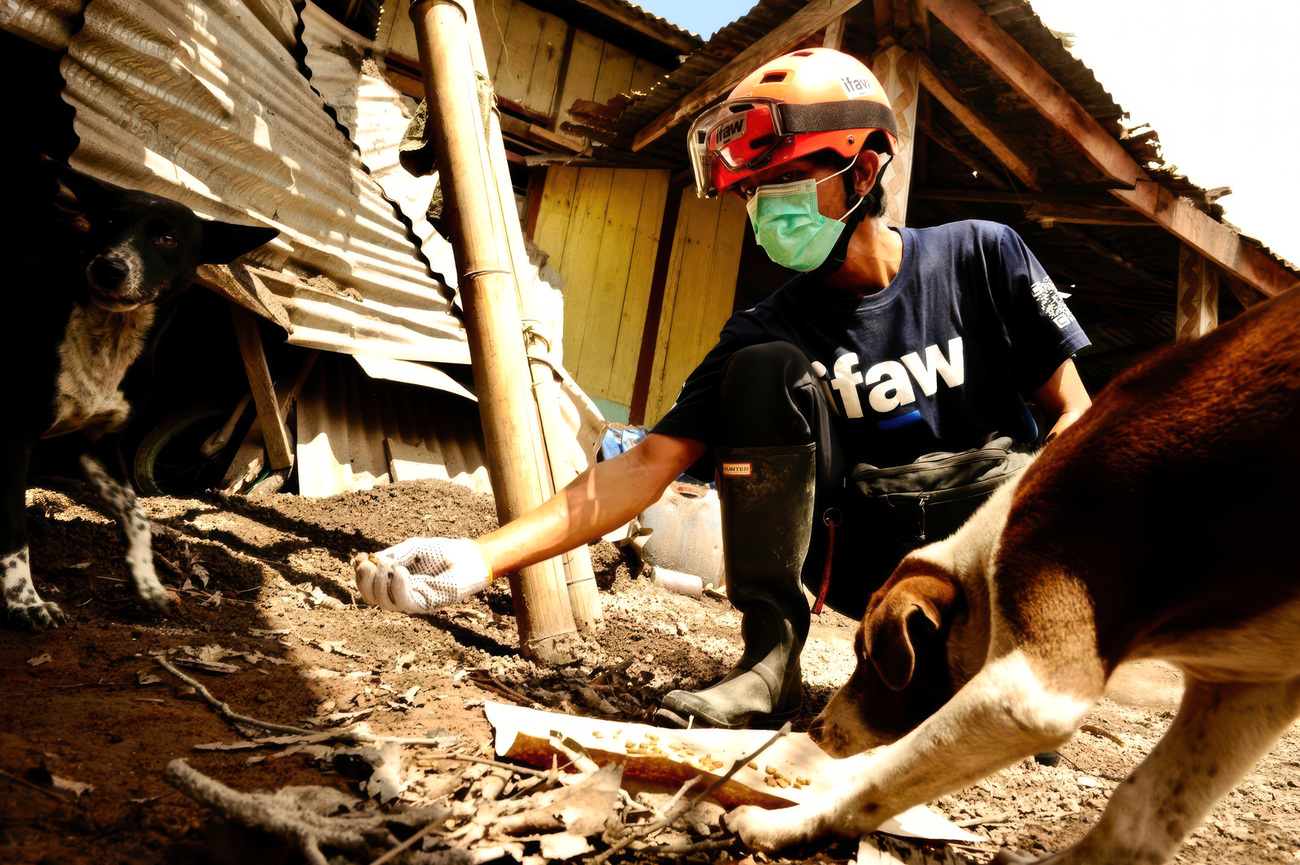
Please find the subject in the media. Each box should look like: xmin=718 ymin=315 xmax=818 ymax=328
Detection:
xmin=807 ymin=715 xmax=825 ymax=744
xmin=89 ymin=256 xmax=129 ymax=290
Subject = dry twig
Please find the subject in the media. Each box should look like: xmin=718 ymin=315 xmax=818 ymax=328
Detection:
xmin=0 ymin=768 xmax=70 ymax=802
xmin=167 ymin=759 xmax=418 ymax=865
xmin=956 ymin=810 xmax=1017 ymax=828
xmin=154 ymin=654 xmax=314 ymax=736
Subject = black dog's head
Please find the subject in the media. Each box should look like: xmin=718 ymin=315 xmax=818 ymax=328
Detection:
xmin=49 ymin=161 xmax=279 ymax=311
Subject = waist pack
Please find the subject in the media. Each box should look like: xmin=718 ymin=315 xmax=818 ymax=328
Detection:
xmin=848 ymin=435 xmax=1037 ymax=547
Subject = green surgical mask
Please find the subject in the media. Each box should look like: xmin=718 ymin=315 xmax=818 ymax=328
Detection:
xmin=745 ymin=160 xmax=865 ymax=272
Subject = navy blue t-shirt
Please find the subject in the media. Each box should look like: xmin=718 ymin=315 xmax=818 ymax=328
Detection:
xmin=652 ymin=220 xmax=1090 ymax=467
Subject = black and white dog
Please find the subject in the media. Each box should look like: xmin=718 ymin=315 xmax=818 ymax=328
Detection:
xmin=1 ymin=160 xmax=278 ymax=629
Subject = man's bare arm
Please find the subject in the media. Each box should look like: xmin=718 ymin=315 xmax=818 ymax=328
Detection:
xmin=1032 ymin=358 xmax=1091 ymax=443
xmin=475 ymin=433 xmax=707 ymax=576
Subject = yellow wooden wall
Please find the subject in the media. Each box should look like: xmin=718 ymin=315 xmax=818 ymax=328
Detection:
xmin=533 ymin=166 xmax=670 ymax=406
xmin=532 ymin=170 xmax=747 ymax=421
xmin=378 ymin=0 xmax=665 ymax=132
xmin=643 ymin=189 xmax=749 ymax=426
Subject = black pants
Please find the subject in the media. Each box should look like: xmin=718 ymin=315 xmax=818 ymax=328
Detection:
xmin=717 ymin=341 xmax=912 ymax=620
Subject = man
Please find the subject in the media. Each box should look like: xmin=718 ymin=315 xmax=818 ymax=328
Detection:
xmin=354 ymin=48 xmax=1091 ymax=732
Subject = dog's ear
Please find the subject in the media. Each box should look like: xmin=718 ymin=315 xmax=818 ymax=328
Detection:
xmin=198 ymin=219 xmax=280 ymax=265
xmin=44 ymin=157 xmax=120 ymax=214
xmin=864 ymin=575 xmax=959 ymax=691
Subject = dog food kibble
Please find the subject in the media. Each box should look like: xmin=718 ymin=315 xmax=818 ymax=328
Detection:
xmin=592 ymin=731 xmax=604 ymax=738
xmin=764 ymin=765 xmax=778 ymax=775
xmin=613 ymin=730 xmax=622 ymax=739
xmin=748 ymin=761 xmax=758 ymax=770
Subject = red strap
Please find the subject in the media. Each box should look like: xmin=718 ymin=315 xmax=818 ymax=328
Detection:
xmin=812 ymin=509 xmax=842 ymax=615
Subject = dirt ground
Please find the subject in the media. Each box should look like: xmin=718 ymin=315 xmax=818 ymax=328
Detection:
xmin=2 ymin=476 xmax=1298 ymax=865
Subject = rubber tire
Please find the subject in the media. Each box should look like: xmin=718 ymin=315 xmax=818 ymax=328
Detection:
xmin=132 ymin=405 xmax=229 ymax=496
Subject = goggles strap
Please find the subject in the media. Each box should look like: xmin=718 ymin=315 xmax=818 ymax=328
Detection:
xmin=779 ymin=100 xmax=900 ymax=141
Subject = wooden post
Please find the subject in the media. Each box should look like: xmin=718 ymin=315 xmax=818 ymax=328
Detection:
xmin=409 ymin=0 xmax=582 ymax=663
xmin=459 ymin=0 xmax=602 ymax=634
xmin=1177 ymin=245 xmax=1219 ymax=341
xmin=870 ymin=45 xmax=919 ymax=227
xmin=229 ymin=305 xmax=294 ymax=471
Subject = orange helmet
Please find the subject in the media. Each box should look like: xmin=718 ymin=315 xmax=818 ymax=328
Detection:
xmin=687 ymin=48 xmax=899 ymax=198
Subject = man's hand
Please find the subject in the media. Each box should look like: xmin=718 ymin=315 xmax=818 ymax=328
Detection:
xmin=352 ymin=538 xmax=491 ymax=613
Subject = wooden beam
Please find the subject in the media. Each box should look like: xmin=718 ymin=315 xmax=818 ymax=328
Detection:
xmin=1112 ymin=182 xmax=1298 ymax=298
xmin=917 ymin=114 xmax=1010 ymax=191
xmin=823 ymin=15 xmax=847 ymax=50
xmin=925 ymin=0 xmax=1300 ymax=298
xmin=567 ymin=0 xmax=701 ymax=55
xmin=1220 ymin=272 xmax=1268 ymax=309
xmin=1025 ymin=201 xmax=1154 ymax=227
xmin=229 ymin=304 xmax=294 ymax=471
xmin=873 ymin=0 xmax=895 ymax=47
xmin=1051 ymin=224 xmax=1171 ymax=288
xmin=915 ymin=187 xmax=1127 ymax=207
xmin=912 ymin=51 xmax=1038 ymax=190
xmin=893 ymin=0 xmax=911 ymax=36
xmin=631 ymin=0 xmax=868 ymax=152
xmin=925 ymin=0 xmax=1138 ymax=187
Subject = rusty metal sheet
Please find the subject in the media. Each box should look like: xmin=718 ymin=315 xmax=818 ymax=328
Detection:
xmin=56 ymin=0 xmax=467 ymax=363
xmin=1 ymin=0 xmax=87 ymax=49
xmin=296 ymin=355 xmax=491 ymax=497
xmin=298 ymin=0 xmax=460 ymax=288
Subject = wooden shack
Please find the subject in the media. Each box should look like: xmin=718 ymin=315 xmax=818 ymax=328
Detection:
xmin=365 ymin=0 xmax=1298 ymax=426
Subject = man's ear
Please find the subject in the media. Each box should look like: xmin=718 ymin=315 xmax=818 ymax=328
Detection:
xmin=864 ymin=574 xmax=959 ymax=691
xmin=198 ymin=219 xmax=279 ymax=265
xmin=851 ymin=149 xmax=883 ymax=198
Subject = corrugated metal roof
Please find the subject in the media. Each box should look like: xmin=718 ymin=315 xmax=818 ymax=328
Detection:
xmin=609 ymin=0 xmax=799 ymax=153
xmin=297 ymin=354 xmax=492 ymax=497
xmin=298 ymin=0 xmax=461 ymax=293
xmin=603 ymin=0 xmax=707 ymax=43
xmin=53 ymin=0 xmax=468 ymax=364
xmin=1 ymin=0 xmax=87 ymax=49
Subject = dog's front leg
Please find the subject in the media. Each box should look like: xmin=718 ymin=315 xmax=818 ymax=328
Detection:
xmin=2 ymin=436 xmax=66 ymax=629
xmin=728 ymin=651 xmax=1097 ymax=851
xmin=80 ymin=448 xmax=168 ymax=613
xmin=1024 ymin=676 xmax=1300 ymax=865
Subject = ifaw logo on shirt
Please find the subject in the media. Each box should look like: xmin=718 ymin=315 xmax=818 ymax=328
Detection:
xmin=810 ymin=337 xmax=965 ymax=422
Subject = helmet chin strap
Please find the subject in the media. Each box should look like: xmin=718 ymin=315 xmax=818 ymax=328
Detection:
xmin=812 ymin=152 xmax=894 ymax=278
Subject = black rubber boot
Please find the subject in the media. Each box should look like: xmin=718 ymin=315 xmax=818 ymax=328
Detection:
xmin=655 ymin=443 xmax=815 ymax=729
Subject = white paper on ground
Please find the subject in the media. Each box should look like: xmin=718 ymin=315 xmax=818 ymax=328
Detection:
xmin=484 ymin=700 xmax=981 ymax=844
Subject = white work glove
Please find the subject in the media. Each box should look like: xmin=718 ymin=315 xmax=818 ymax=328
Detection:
xmin=352 ymin=537 xmax=492 ymax=613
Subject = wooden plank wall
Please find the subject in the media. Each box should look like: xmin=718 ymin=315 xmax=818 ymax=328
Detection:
xmin=533 ymin=166 xmax=671 ymax=407
xmin=643 ymin=189 xmax=749 ymax=425
xmin=378 ymin=0 xmax=665 ymax=129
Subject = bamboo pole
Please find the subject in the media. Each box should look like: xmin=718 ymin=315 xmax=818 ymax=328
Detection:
xmin=409 ymin=0 xmax=582 ymax=663
xmin=459 ymin=0 xmax=602 ymax=634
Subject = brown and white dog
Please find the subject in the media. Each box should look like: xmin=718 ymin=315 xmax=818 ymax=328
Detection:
xmin=727 ymin=285 xmax=1300 ymax=863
